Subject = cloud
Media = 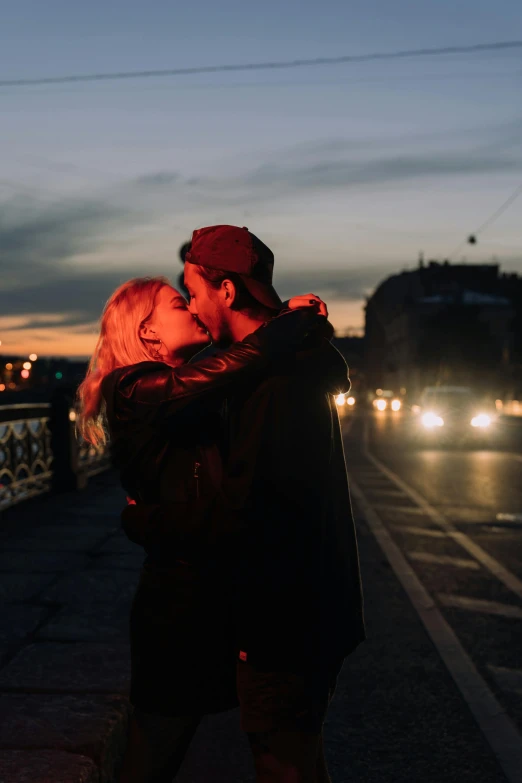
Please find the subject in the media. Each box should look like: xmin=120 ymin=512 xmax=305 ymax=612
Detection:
xmin=0 ymin=192 xmax=145 ymax=331
xmin=274 ymin=264 xmax=400 ymax=302
xmin=0 ymin=195 xmax=136 ymax=281
xmin=279 ymin=117 xmax=522 ymax=162
xmin=134 ymin=171 xmax=180 ymax=187
xmin=244 ymin=152 xmax=520 ymax=193
xmin=0 ymin=312 xmax=100 ymax=331
xmin=0 ymin=269 xmax=133 ymax=321
xmin=2 ymin=130 xmax=521 ymax=357
xmin=115 ymin=144 xmax=522 ymax=213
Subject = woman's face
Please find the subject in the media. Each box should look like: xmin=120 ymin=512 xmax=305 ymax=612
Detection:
xmin=141 ymin=285 xmax=210 ymax=361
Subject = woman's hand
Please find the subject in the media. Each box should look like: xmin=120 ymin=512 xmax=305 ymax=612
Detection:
xmin=288 ymin=294 xmax=328 ymax=318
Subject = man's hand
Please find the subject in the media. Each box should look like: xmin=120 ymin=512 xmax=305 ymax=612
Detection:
xmin=288 ymin=294 xmax=328 ymax=318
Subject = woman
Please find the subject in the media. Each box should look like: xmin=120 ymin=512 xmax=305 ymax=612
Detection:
xmin=77 ymin=276 xmax=327 ymax=782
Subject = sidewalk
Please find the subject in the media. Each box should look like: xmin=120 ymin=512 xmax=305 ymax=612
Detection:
xmin=0 ymin=471 xmax=137 ymax=783
xmin=0 ymin=473 xmax=509 ymax=782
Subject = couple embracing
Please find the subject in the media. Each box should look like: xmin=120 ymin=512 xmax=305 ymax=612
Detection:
xmin=78 ymin=224 xmax=365 ymax=783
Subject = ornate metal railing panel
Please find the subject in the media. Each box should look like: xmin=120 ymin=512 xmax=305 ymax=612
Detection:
xmin=76 ymin=433 xmax=112 ymax=478
xmin=0 ymin=403 xmax=112 ymax=511
xmin=0 ymin=404 xmax=53 ymax=511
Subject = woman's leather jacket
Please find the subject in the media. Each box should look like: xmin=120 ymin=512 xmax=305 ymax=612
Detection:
xmin=101 ymin=309 xmax=325 ymax=565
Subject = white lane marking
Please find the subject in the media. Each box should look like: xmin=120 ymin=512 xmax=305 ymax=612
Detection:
xmin=390 ymin=525 xmax=447 ymax=538
xmin=365 ymin=488 xmax=409 ymax=498
xmin=488 ymin=666 xmax=522 ymax=695
xmin=352 ymin=473 xmax=393 ymax=481
xmin=355 ymin=480 xmax=395 ymax=488
xmin=372 ymin=504 xmax=426 ymax=515
xmin=437 ymin=594 xmax=522 ymax=619
xmin=350 ymin=477 xmax=522 ymax=783
xmin=409 ymin=552 xmax=480 ymax=570
xmin=363 ymin=421 xmax=522 ymax=601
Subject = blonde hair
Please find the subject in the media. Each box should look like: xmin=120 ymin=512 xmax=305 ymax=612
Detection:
xmin=77 ymin=276 xmax=170 ymax=446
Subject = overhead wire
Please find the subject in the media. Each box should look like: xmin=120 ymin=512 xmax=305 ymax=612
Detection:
xmin=3 ymin=38 xmax=521 ymax=260
xmin=1 ymin=40 xmax=522 ymax=89
xmin=447 ymin=181 xmax=522 ymax=260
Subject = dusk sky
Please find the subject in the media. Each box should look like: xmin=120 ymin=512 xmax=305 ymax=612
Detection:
xmin=1 ymin=0 xmax=521 ymax=358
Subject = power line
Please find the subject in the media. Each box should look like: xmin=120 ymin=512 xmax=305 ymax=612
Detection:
xmin=447 ymin=181 xmax=522 ymax=260
xmin=1 ymin=40 xmax=522 ymax=89
xmin=471 ymin=183 xmax=522 ymax=236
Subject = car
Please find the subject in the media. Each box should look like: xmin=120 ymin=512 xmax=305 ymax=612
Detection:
xmin=371 ymin=389 xmax=402 ymax=413
xmin=335 ymin=392 xmax=356 ymax=413
xmin=410 ymin=385 xmax=497 ymax=446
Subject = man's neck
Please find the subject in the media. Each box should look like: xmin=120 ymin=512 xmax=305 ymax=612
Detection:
xmin=227 ymin=311 xmax=267 ymax=343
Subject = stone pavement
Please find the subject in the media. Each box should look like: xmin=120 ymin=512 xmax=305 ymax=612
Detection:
xmin=0 ymin=471 xmax=137 ymax=783
xmin=0 ymin=470 xmax=511 ymax=782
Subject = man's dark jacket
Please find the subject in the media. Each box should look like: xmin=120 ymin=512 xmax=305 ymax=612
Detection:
xmin=220 ymin=339 xmax=365 ymax=670
xmin=118 ymin=327 xmax=366 ymax=674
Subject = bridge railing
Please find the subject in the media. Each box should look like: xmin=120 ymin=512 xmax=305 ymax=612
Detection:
xmin=0 ymin=398 xmax=111 ymax=512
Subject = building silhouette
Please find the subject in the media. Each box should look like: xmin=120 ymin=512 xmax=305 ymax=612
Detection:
xmin=364 ymin=261 xmax=522 ymax=401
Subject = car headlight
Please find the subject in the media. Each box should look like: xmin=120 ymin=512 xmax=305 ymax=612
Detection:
xmin=421 ymin=412 xmax=444 ymax=428
xmin=391 ymin=399 xmax=401 ymax=411
xmin=335 ymin=393 xmax=346 ymax=406
xmin=347 ymin=396 xmax=355 ymax=406
xmin=375 ymin=399 xmax=387 ymax=411
xmin=471 ymin=414 xmax=491 ymax=428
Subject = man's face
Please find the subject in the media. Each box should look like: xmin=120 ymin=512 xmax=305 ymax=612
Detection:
xmin=184 ymin=263 xmax=232 ymax=346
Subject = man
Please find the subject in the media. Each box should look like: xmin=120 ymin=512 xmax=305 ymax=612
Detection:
xmin=120 ymin=225 xmax=365 ymax=782
xmin=182 ymin=225 xmax=365 ymax=783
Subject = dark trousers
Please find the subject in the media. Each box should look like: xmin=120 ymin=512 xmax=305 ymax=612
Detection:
xmin=117 ymin=707 xmax=202 ymax=783
xmin=117 ymin=657 xmax=343 ymax=782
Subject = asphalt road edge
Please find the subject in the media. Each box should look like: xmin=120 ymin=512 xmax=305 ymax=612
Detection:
xmin=350 ymin=477 xmax=522 ymax=783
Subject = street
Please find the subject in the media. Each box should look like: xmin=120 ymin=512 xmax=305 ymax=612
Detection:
xmin=2 ymin=410 xmax=522 ymax=781
xmin=338 ymin=408 xmax=522 ymax=782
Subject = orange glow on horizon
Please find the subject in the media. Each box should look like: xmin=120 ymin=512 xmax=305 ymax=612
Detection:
xmin=0 ymin=298 xmax=365 ymax=358
xmin=0 ymin=315 xmax=99 ymax=359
